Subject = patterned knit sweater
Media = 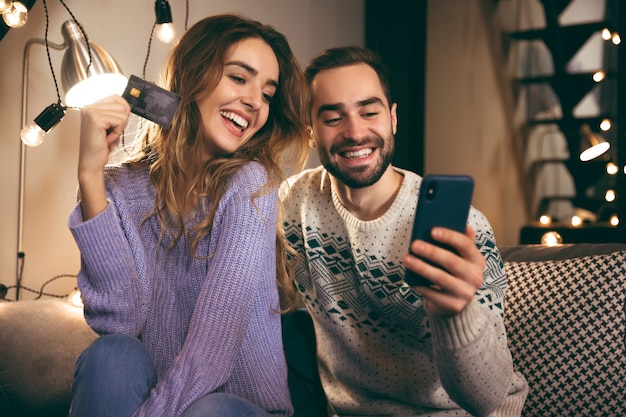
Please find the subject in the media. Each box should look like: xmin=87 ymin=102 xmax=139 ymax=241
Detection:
xmin=68 ymin=162 xmax=292 ymax=417
xmin=281 ymin=166 xmax=528 ymax=417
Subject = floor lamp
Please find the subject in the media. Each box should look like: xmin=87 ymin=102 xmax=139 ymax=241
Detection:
xmin=16 ymin=20 xmax=127 ymax=299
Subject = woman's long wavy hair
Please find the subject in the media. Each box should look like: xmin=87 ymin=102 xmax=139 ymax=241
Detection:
xmin=125 ymin=14 xmax=309 ymax=311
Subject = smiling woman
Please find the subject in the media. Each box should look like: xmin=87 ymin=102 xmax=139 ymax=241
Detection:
xmin=196 ymin=37 xmax=279 ymax=159
xmin=66 ymin=13 xmax=310 ymax=417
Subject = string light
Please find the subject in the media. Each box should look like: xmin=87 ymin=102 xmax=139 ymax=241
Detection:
xmin=541 ymin=231 xmax=563 ymax=246
xmin=20 ymin=102 xmax=66 ymax=146
xmin=539 ymin=214 xmax=552 ymax=225
xmin=600 ymin=119 xmax=611 ymax=131
xmin=0 ymin=274 xmax=77 ymax=302
xmin=2 ymin=0 xmax=28 ymax=28
xmin=592 ymin=71 xmax=605 ymax=82
xmin=606 ymin=162 xmax=618 ymax=175
xmin=155 ymin=0 xmax=176 ymax=43
xmin=0 ymin=0 xmax=12 ymax=13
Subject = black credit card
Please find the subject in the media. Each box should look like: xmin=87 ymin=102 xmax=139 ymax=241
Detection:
xmin=122 ymin=74 xmax=181 ymax=128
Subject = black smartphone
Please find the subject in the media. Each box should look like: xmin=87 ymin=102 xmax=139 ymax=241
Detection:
xmin=404 ymin=174 xmax=474 ymax=287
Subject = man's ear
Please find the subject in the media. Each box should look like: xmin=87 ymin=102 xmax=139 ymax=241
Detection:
xmin=391 ymin=103 xmax=398 ymax=135
xmin=307 ymin=126 xmax=317 ymax=148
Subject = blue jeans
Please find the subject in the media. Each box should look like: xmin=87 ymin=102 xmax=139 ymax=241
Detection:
xmin=69 ymin=334 xmax=271 ymax=417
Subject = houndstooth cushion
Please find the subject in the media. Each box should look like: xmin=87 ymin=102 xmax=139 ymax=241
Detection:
xmin=504 ymin=251 xmax=626 ymax=416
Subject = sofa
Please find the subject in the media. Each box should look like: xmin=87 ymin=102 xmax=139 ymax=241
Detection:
xmin=0 ymin=243 xmax=624 ymax=417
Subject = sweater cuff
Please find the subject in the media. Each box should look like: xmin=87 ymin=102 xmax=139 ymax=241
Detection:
xmin=428 ymin=298 xmax=487 ymax=348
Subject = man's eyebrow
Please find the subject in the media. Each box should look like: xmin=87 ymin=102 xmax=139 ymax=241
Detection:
xmin=358 ymin=97 xmax=385 ymax=107
xmin=225 ymin=60 xmax=278 ymax=88
xmin=317 ymin=103 xmax=343 ymax=116
xmin=316 ymin=97 xmax=385 ymax=117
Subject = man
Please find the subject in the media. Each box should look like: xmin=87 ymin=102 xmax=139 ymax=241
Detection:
xmin=280 ymin=46 xmax=528 ymax=417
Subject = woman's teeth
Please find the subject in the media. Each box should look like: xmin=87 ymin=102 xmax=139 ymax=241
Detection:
xmin=220 ymin=111 xmax=249 ymax=131
xmin=343 ymin=148 xmax=373 ymax=159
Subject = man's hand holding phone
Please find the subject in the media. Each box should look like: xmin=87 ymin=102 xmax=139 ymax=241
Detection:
xmin=403 ymin=225 xmax=485 ymax=318
xmin=403 ymin=174 xmax=485 ymax=317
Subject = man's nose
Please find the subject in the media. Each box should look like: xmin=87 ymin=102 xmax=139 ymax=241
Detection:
xmin=343 ymin=115 xmax=367 ymax=140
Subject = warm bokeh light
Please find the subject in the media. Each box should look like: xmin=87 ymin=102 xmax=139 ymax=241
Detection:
xmin=541 ymin=231 xmax=563 ymax=246
xmin=571 ymin=215 xmax=583 ymax=227
xmin=593 ymin=71 xmax=605 ymax=82
xmin=610 ymin=215 xmax=620 ymax=226
xmin=605 ymin=189 xmax=616 ymax=202
xmin=607 ymin=162 xmax=618 ymax=175
xmin=539 ymin=214 xmax=552 ymax=225
xmin=68 ymin=289 xmax=83 ymax=308
xmin=612 ymin=33 xmax=621 ymax=45
xmin=600 ymin=119 xmax=611 ymax=131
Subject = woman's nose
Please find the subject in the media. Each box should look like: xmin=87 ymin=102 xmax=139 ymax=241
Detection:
xmin=242 ymin=88 xmax=263 ymax=111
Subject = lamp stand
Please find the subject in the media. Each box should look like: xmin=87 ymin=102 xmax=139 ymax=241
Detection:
xmin=17 ymin=37 xmax=66 ymax=300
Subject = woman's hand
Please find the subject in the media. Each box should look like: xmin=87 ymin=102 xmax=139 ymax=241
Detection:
xmin=402 ymin=225 xmax=485 ymax=318
xmin=78 ymin=95 xmax=131 ymax=220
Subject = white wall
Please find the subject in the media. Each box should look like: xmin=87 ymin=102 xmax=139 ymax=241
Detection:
xmin=0 ymin=0 xmax=364 ymax=300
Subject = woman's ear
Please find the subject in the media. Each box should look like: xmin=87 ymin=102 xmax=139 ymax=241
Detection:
xmin=307 ymin=126 xmax=317 ymax=148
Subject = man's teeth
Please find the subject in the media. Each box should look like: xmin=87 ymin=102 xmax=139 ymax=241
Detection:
xmin=220 ymin=111 xmax=249 ymax=130
xmin=343 ymin=148 xmax=373 ymax=159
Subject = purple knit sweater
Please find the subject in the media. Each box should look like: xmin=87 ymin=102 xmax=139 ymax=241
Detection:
xmin=68 ymin=161 xmax=292 ymax=417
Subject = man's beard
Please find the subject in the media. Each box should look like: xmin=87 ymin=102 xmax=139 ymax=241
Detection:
xmin=318 ymin=134 xmax=394 ymax=189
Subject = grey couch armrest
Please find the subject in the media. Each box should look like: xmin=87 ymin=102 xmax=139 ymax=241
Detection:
xmin=500 ymin=242 xmax=626 ymax=262
xmin=0 ymin=299 xmax=97 ymax=417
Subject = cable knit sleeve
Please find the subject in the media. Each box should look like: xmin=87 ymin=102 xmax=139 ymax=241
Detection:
xmin=428 ymin=208 xmax=518 ymax=416
xmin=68 ymin=167 xmax=150 ymax=337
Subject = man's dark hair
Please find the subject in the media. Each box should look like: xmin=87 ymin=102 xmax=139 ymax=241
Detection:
xmin=304 ymin=46 xmax=393 ymax=108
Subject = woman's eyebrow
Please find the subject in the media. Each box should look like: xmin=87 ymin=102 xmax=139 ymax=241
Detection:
xmin=225 ymin=61 xmax=278 ymax=88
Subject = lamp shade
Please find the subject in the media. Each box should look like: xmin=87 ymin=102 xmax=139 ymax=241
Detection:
xmin=60 ymin=20 xmax=127 ymax=108
xmin=579 ymin=124 xmax=610 ymax=162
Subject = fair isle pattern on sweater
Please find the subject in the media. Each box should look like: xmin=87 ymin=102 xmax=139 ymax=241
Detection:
xmin=284 ymin=168 xmax=506 ymax=342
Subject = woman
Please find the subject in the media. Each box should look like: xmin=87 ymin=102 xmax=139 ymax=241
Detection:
xmin=68 ymin=13 xmax=309 ymax=417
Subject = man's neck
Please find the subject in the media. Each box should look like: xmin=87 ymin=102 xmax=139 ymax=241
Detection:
xmin=331 ymin=166 xmax=404 ymax=221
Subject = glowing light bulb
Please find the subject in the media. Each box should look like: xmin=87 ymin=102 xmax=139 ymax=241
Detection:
xmin=539 ymin=214 xmax=552 ymax=225
xmin=541 ymin=231 xmax=562 ymax=247
xmin=571 ymin=215 xmax=582 ymax=227
xmin=20 ymin=103 xmax=66 ymax=147
xmin=612 ymin=33 xmax=621 ymax=45
xmin=68 ymin=288 xmax=83 ymax=308
xmin=610 ymin=215 xmax=620 ymax=226
xmin=607 ymin=162 xmax=618 ymax=175
xmin=605 ymin=189 xmax=616 ymax=202
xmin=20 ymin=123 xmax=47 ymax=146
xmin=2 ymin=1 xmax=27 ymax=28
xmin=156 ymin=22 xmax=176 ymax=43
xmin=593 ymin=71 xmax=605 ymax=82
xmin=154 ymin=0 xmax=175 ymax=43
xmin=600 ymin=119 xmax=611 ymax=131
xmin=602 ymin=28 xmax=612 ymax=40
xmin=0 ymin=0 xmax=12 ymax=14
